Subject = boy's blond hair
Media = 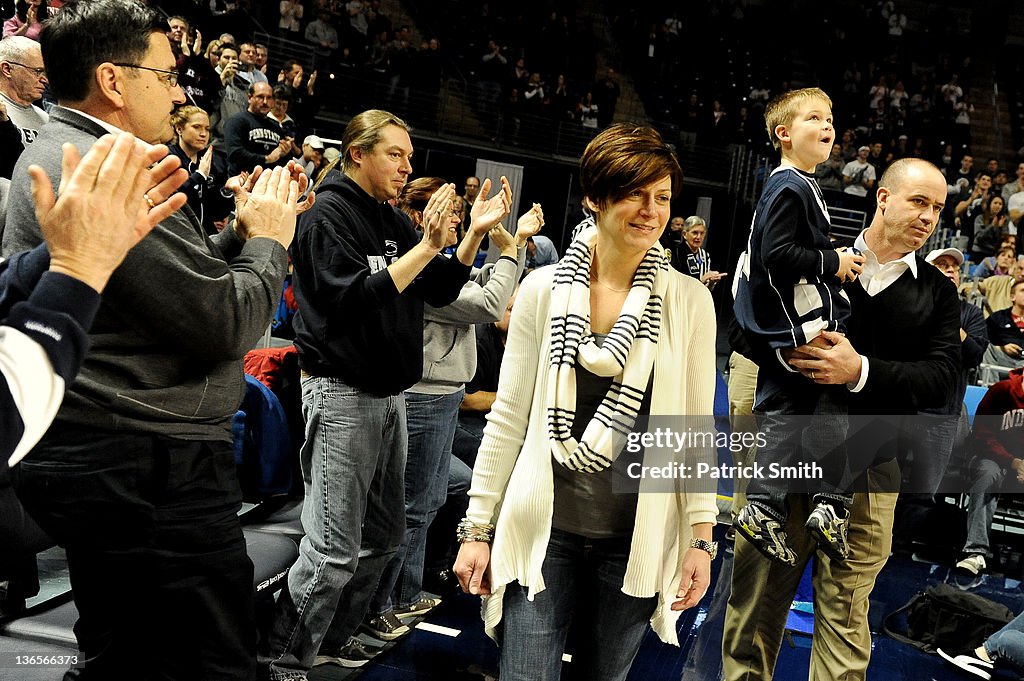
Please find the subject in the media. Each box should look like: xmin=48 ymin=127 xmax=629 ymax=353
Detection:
xmin=764 ymin=87 xmax=832 ymax=151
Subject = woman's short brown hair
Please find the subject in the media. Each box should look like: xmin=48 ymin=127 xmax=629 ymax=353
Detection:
xmin=579 ymin=123 xmax=683 ymax=208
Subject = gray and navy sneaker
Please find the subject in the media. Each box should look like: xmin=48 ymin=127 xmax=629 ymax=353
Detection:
xmin=360 ymin=610 xmax=411 ymax=641
xmin=314 ymin=637 xmax=383 ymax=668
xmin=392 ymin=596 xmax=442 ymax=619
xmin=805 ymin=501 xmax=851 ymax=561
xmin=734 ymin=503 xmax=797 ymax=566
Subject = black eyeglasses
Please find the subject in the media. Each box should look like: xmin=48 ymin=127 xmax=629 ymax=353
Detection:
xmin=112 ymin=63 xmax=179 ymax=88
xmin=5 ymin=61 xmax=46 ymax=78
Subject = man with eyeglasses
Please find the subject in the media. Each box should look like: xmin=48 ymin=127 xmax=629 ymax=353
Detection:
xmin=0 ymin=36 xmax=48 ymax=148
xmin=223 ymin=80 xmax=291 ymax=175
xmin=1 ymin=2 xmax=306 ymax=679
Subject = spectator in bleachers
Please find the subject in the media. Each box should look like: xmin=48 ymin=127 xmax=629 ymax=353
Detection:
xmin=576 ymin=89 xmax=598 ymax=129
xmin=236 ymin=41 xmax=268 ymax=87
xmin=305 ymin=10 xmax=339 ymax=69
xmin=203 ymin=38 xmax=223 ymax=70
xmin=166 ymin=15 xmax=196 ymax=69
xmin=300 ymin=133 xmax=325 ymax=179
xmin=176 ymin=29 xmax=223 ymax=113
xmin=910 ymin=248 xmax=989 ymax=495
xmin=868 ymin=75 xmax=888 ymax=112
xmin=0 ymin=36 xmax=46 ymax=147
xmin=952 ymin=367 xmax=1024 ymax=577
xmin=976 ymin=246 xmax=1019 ymax=280
xmin=213 ymin=43 xmax=247 ymax=137
xmin=262 ymin=109 xmax=482 ymax=675
xmin=1 ymin=1 xmax=307 ymax=676
xmin=168 ymin=105 xmax=231 ymax=234
xmin=838 ymin=129 xmax=858 ymax=160
xmin=972 ymin=195 xmax=1010 ymax=260
xmin=366 ymin=0 xmax=390 ymax=38
xmin=276 ymin=59 xmax=319 ymax=132
xmin=842 ymin=145 xmax=876 ymax=199
xmin=956 ymin=172 xmax=994 ymax=242
xmin=254 ymin=43 xmax=268 ymax=75
xmin=549 ymin=73 xmax=573 ymax=122
xmin=982 ymin=279 xmax=1024 ymax=375
xmin=269 ymin=83 xmax=300 ymax=152
xmin=677 ymin=215 xmax=725 ymax=288
xmin=223 ymin=81 xmax=290 ymax=175
xmin=1003 ymin=162 xmax=1024 ymax=201
xmin=278 ymin=0 xmax=303 ymax=39
xmin=524 ymin=233 xmax=557 ymax=269
xmin=3 ymin=0 xmax=48 ymax=40
xmin=365 ymin=179 xmax=537 ymax=648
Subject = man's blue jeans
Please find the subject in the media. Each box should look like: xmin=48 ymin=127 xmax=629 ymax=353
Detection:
xmin=499 ymin=528 xmax=657 ymax=681
xmin=371 ymin=389 xmax=464 ymax=613
xmin=263 ymin=376 xmax=407 ymax=679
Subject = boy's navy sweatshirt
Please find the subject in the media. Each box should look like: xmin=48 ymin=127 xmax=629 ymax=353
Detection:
xmin=734 ymin=166 xmax=850 ymax=364
xmin=290 ymin=171 xmax=470 ymax=396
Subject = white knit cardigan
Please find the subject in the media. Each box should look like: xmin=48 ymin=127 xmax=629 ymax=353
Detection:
xmin=465 ymin=264 xmax=719 ymax=646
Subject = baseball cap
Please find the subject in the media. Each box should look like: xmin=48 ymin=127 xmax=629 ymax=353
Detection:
xmin=323 ymin=147 xmax=341 ymax=162
xmin=303 ymin=135 xmax=324 ymax=150
xmin=924 ymin=247 xmax=964 ymax=265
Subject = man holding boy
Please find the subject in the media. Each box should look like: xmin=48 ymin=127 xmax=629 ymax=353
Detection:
xmin=725 ymin=156 xmax=960 ymax=679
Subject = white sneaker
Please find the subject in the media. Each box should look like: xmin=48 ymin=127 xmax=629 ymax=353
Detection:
xmin=937 ymin=647 xmax=993 ymax=680
xmin=956 ymin=554 xmax=987 ymax=575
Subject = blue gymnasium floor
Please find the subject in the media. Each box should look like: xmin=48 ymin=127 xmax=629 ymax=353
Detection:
xmin=306 ymin=524 xmax=1024 ymax=681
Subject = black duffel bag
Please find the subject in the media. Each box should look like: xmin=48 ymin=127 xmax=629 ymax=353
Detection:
xmin=883 ymin=583 xmax=1014 ymax=653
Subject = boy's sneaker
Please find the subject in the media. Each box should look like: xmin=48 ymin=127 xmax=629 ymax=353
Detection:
xmin=805 ymin=501 xmax=850 ymax=562
xmin=956 ymin=554 xmax=987 ymax=576
xmin=359 ymin=610 xmax=411 ymax=641
xmin=936 ymin=647 xmax=994 ymax=680
xmin=392 ymin=596 xmax=442 ymax=619
xmin=734 ymin=504 xmax=797 ymax=566
xmin=314 ymin=636 xmax=382 ymax=668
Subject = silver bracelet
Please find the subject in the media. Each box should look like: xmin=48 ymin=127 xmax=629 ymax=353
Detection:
xmin=456 ymin=519 xmax=495 ymax=543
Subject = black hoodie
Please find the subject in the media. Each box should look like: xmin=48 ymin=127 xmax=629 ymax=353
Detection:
xmin=290 ymin=171 xmax=470 ymax=395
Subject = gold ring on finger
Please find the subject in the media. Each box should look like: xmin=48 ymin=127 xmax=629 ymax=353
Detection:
xmin=144 ymin=193 xmax=156 ymax=209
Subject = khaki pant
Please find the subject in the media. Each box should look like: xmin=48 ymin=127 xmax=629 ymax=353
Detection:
xmin=727 ymin=352 xmax=759 ymax=513
xmin=722 ymin=460 xmax=899 ymax=681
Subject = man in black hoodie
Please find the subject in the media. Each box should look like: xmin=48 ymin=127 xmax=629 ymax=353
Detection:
xmin=264 ymin=108 xmax=509 ymax=676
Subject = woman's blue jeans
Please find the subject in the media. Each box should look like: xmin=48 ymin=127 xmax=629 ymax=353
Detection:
xmin=499 ymin=527 xmax=657 ymax=681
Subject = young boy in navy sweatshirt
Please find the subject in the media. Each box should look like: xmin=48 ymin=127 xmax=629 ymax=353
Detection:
xmin=732 ymin=88 xmax=865 ymax=565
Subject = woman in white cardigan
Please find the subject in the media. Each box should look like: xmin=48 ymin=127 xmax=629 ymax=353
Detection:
xmin=454 ymin=124 xmax=719 ymax=681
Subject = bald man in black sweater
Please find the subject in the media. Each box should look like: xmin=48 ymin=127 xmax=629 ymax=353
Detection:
xmin=724 ymin=158 xmax=960 ymax=681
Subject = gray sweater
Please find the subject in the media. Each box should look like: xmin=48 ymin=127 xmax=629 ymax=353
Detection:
xmin=1 ymin=106 xmax=288 ymax=440
xmin=412 ymin=250 xmax=524 ymax=395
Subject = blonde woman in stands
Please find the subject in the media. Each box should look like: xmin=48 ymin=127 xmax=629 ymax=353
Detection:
xmin=454 ymin=123 xmax=717 ymax=681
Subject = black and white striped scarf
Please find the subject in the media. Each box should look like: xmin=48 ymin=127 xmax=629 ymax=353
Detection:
xmin=546 ymin=225 xmax=668 ymax=472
